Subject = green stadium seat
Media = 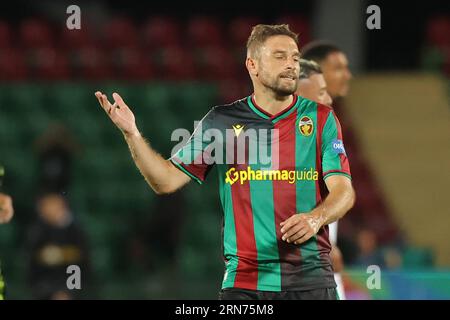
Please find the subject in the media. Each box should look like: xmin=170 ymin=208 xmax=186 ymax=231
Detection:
xmin=64 ymin=110 xmax=104 ymax=147
xmin=172 ymin=83 xmax=218 ymax=115
xmin=1 ymin=82 xmax=222 ymax=292
xmin=0 ymin=114 xmax=28 ymax=147
xmin=1 ymin=149 xmax=36 ymax=188
xmin=45 ymin=84 xmax=92 ymax=114
xmin=6 ymin=85 xmax=46 ymax=115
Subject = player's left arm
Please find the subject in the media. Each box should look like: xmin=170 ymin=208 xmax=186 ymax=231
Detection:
xmin=315 ymin=175 xmax=355 ymax=226
xmin=281 ymin=108 xmax=355 ymax=245
xmin=280 ymin=176 xmax=355 ymax=245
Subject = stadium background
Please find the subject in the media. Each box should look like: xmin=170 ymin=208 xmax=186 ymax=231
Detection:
xmin=0 ymin=0 xmax=449 ymax=299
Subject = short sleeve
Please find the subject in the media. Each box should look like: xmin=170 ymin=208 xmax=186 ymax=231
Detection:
xmin=321 ymin=111 xmax=351 ymax=180
xmin=169 ymin=109 xmax=216 ymax=184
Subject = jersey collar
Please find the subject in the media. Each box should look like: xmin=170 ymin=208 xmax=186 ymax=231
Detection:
xmin=247 ymin=94 xmax=300 ymax=123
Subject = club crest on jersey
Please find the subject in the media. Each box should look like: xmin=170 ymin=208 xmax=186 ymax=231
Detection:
xmin=232 ymin=124 xmax=245 ymax=137
xmin=298 ymin=116 xmax=314 ymax=136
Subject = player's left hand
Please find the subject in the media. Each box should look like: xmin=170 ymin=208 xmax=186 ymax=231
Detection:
xmin=0 ymin=193 xmax=14 ymax=224
xmin=280 ymin=211 xmax=323 ymax=245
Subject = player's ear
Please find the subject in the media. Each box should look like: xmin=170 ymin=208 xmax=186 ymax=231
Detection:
xmin=246 ymin=57 xmax=258 ymax=77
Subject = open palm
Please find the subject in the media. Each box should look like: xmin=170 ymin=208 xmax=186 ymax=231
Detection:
xmin=95 ymin=91 xmax=138 ymax=136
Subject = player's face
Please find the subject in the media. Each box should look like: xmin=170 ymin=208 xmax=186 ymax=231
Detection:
xmin=256 ymin=35 xmax=300 ymax=96
xmin=321 ymin=52 xmax=352 ymax=98
xmin=297 ymin=73 xmax=333 ymax=106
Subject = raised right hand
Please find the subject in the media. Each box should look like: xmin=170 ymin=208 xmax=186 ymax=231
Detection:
xmin=95 ymin=91 xmax=140 ymax=137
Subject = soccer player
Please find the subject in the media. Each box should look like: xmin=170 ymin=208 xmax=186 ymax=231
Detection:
xmin=95 ymin=24 xmax=355 ymax=300
xmin=301 ymin=42 xmax=352 ymax=100
xmin=0 ymin=166 xmax=14 ymax=300
xmin=302 ymin=42 xmax=354 ymax=300
xmin=296 ymin=58 xmax=346 ymax=299
xmin=297 ymin=59 xmax=332 ymax=106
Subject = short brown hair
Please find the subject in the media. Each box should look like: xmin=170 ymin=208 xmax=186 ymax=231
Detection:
xmin=246 ymin=24 xmax=299 ymax=58
xmin=299 ymin=59 xmax=322 ymax=79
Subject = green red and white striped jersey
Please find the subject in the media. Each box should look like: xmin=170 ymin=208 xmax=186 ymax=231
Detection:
xmin=170 ymin=94 xmax=351 ymax=291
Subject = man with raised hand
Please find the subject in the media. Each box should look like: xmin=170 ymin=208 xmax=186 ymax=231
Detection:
xmin=95 ymin=24 xmax=355 ymax=300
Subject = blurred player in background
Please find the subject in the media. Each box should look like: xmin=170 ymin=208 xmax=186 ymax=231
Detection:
xmin=0 ymin=166 xmax=14 ymax=300
xmin=297 ymin=59 xmax=332 ymax=106
xmin=296 ymin=58 xmax=346 ymax=299
xmin=95 ymin=24 xmax=355 ymax=300
xmin=302 ymin=42 xmax=353 ymax=300
xmin=302 ymin=42 xmax=352 ymax=100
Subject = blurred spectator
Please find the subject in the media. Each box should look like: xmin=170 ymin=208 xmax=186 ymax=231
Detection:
xmin=301 ymin=41 xmax=352 ymax=101
xmin=383 ymin=247 xmax=403 ymax=270
xmin=354 ymin=228 xmax=384 ymax=267
xmin=26 ymin=191 xmax=91 ymax=299
xmin=34 ymin=124 xmax=80 ymax=193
